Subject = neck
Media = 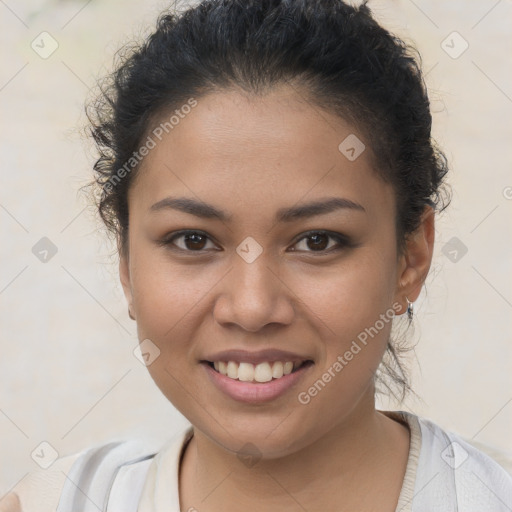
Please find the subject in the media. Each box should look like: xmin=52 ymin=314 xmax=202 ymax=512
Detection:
xmin=179 ymin=390 xmax=409 ymax=511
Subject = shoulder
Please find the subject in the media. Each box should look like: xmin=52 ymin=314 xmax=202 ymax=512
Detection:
xmin=416 ymin=414 xmax=512 ymax=477
xmin=407 ymin=412 xmax=512 ymax=511
xmin=11 ymin=438 xmax=158 ymax=512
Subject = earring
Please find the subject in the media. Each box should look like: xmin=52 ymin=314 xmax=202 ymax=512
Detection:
xmin=405 ymin=296 xmax=414 ymax=321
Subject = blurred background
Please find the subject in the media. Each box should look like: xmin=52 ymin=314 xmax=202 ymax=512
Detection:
xmin=1 ymin=0 xmax=511 ymax=490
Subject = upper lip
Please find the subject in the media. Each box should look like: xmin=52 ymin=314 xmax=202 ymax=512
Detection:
xmin=201 ymin=349 xmax=313 ymax=365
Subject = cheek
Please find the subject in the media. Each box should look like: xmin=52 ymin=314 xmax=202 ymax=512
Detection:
xmin=130 ymin=245 xmax=215 ymax=338
xmin=130 ymin=252 xmax=211 ymax=413
xmin=290 ymin=246 xmax=396 ymax=339
xmin=287 ymin=248 xmax=396 ymax=397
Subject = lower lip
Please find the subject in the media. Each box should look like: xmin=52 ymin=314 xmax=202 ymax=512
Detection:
xmin=201 ymin=362 xmax=314 ymax=404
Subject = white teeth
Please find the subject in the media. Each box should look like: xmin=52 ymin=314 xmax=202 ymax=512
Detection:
xmin=272 ymin=361 xmax=284 ymax=378
xmin=254 ymin=362 xmax=273 ymax=382
xmin=218 ymin=361 xmax=228 ymax=375
xmin=238 ymin=362 xmax=254 ymax=382
xmin=227 ymin=361 xmax=238 ymax=379
xmin=210 ymin=360 xmax=306 ymax=382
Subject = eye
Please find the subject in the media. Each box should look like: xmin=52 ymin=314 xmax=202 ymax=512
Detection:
xmin=158 ymin=229 xmax=353 ymax=255
xmin=159 ymin=230 xmax=218 ymax=252
xmin=289 ymin=230 xmax=351 ymax=253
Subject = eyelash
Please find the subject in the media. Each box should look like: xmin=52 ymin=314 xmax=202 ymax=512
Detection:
xmin=157 ymin=229 xmax=354 ymax=255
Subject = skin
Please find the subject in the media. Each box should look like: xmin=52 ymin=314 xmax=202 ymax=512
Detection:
xmin=120 ymin=84 xmax=435 ymax=511
xmin=0 ymin=494 xmax=20 ymax=512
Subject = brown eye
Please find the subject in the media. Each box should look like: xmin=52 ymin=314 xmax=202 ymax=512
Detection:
xmin=291 ymin=231 xmax=351 ymax=253
xmin=158 ymin=229 xmax=352 ymax=255
xmin=181 ymin=233 xmax=208 ymax=250
xmin=160 ymin=230 xmax=217 ymax=252
xmin=305 ymin=233 xmax=329 ymax=251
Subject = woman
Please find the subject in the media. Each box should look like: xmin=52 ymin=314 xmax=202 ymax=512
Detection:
xmin=2 ymin=0 xmax=511 ymax=510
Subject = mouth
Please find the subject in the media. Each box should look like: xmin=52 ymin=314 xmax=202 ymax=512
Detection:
xmin=201 ymin=358 xmax=315 ymax=403
xmin=201 ymin=359 xmax=314 ymax=384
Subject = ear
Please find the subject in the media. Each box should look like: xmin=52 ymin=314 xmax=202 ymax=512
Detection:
xmin=394 ymin=205 xmax=435 ymax=314
xmin=119 ymin=249 xmax=135 ymax=320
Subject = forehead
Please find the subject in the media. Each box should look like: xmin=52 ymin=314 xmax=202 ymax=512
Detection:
xmin=129 ymin=86 xmax=395 ymax=221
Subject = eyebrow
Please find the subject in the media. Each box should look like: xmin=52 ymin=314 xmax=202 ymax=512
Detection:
xmin=149 ymin=196 xmax=366 ymax=222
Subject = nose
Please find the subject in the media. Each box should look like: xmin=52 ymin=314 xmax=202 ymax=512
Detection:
xmin=212 ymin=251 xmax=295 ymax=333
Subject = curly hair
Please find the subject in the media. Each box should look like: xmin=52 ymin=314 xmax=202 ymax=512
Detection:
xmin=84 ymin=0 xmax=451 ymax=403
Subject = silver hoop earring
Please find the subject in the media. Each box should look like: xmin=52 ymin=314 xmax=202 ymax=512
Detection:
xmin=405 ymin=297 xmax=414 ymax=321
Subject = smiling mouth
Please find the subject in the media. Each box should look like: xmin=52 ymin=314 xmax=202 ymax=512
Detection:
xmin=202 ymin=360 xmax=314 ymax=383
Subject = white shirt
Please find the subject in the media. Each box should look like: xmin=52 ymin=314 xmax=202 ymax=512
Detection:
xmin=12 ymin=410 xmax=512 ymax=511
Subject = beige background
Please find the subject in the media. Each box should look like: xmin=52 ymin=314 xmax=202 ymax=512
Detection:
xmin=1 ymin=0 xmax=511 ymax=491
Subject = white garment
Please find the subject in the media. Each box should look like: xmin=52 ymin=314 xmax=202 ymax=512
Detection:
xmin=11 ymin=411 xmax=512 ymax=511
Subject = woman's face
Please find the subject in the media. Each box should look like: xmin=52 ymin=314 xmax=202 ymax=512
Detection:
xmin=120 ymin=84 xmax=429 ymax=458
